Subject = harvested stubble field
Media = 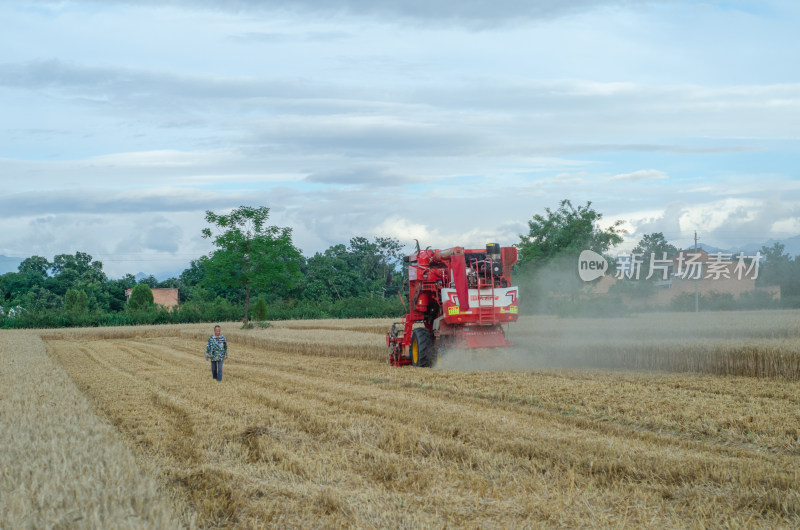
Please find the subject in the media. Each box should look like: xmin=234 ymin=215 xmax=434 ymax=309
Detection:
xmin=3 ymin=310 xmax=799 ymax=528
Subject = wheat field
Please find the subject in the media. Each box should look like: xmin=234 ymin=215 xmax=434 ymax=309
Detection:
xmin=3 ymin=311 xmax=800 ymax=528
xmin=0 ymin=331 xmax=184 ymax=529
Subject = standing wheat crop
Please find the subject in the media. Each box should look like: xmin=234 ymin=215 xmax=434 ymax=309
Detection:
xmin=0 ymin=331 xmax=184 ymax=529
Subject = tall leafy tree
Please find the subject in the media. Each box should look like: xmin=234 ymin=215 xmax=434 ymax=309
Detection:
xmin=0 ymin=272 xmax=36 ymax=306
xmin=518 ymin=200 xmax=623 ymax=266
xmin=202 ymin=206 xmax=302 ymax=323
xmin=64 ymin=288 xmax=89 ymax=314
xmin=51 ymin=252 xmax=105 ymax=279
xmin=18 ymin=285 xmax=62 ymax=312
xmin=632 ymin=232 xmax=678 ymax=281
xmin=302 ymin=236 xmax=404 ymax=301
xmin=632 ymin=232 xmax=678 ymax=260
xmin=49 ymin=252 xmax=107 ymax=297
xmin=612 ymin=232 xmax=679 ymax=298
xmin=179 ymin=258 xmax=220 ymax=303
xmin=138 ymin=275 xmax=159 ymax=288
xmin=106 ymin=274 xmax=137 ymax=312
xmin=757 ymin=242 xmax=800 ymax=298
xmin=345 ymin=236 xmax=404 ymax=297
xmin=181 ymin=259 xmax=207 ymax=287
xmin=304 ymin=245 xmax=361 ymax=301
xmin=517 ymin=200 xmax=623 ymax=309
xmin=19 ymin=256 xmax=50 ymax=278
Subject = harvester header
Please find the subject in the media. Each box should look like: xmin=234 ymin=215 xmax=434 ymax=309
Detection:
xmin=387 ymin=243 xmax=519 ymax=367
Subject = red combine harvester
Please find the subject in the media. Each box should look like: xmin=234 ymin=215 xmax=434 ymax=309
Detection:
xmin=387 ymin=243 xmax=519 ymax=367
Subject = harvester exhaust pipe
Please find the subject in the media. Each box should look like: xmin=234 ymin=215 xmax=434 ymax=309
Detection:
xmin=486 ymin=242 xmax=503 ymax=277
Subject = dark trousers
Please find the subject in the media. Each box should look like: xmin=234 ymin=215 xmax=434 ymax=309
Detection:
xmin=211 ymin=360 xmax=223 ymax=381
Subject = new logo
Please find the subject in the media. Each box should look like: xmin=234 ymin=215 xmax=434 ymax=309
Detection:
xmin=578 ymin=250 xmax=608 ymax=282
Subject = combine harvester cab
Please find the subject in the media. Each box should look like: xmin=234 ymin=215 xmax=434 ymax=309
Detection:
xmin=387 ymin=243 xmax=519 ymax=367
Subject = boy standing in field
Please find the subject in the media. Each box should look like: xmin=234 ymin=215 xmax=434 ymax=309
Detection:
xmin=206 ymin=325 xmax=227 ymax=381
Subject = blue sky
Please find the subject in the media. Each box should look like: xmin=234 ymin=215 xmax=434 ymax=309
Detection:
xmin=1 ymin=0 xmax=798 ymax=277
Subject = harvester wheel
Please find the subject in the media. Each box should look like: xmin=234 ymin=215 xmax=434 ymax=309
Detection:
xmin=410 ymin=328 xmax=435 ymax=367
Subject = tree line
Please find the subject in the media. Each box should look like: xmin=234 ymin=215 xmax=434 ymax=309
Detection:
xmin=2 ymin=201 xmax=798 ymax=328
xmin=0 ymin=206 xmax=406 ymax=328
xmin=514 ymin=200 xmax=800 ymax=315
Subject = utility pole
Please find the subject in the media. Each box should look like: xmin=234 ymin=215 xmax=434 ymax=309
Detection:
xmin=694 ymin=230 xmax=699 ymax=313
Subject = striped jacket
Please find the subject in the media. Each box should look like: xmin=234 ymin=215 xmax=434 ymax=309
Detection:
xmin=205 ymin=334 xmax=228 ymax=361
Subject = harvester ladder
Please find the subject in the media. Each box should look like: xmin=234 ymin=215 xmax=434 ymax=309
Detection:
xmin=470 ymin=257 xmax=497 ymax=325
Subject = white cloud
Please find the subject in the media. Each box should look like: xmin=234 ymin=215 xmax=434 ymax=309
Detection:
xmin=1 ymin=0 xmax=799 ymax=278
xmin=87 ymin=150 xmax=225 ymax=168
xmin=772 ymin=218 xmax=800 ymax=234
xmin=610 ymin=196 xmax=800 ymax=251
xmin=605 ymin=169 xmax=669 ymax=183
xmin=373 ymin=217 xmax=440 ymax=247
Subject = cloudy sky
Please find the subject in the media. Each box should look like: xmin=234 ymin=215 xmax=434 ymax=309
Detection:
xmin=1 ymin=0 xmax=799 ymax=278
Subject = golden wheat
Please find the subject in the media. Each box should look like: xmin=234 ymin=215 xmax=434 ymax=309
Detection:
xmin=39 ymin=310 xmax=800 ymax=378
xmin=272 ymin=317 xmax=397 ymax=335
xmin=43 ymin=330 xmax=800 ymax=528
xmin=505 ymin=311 xmax=800 ymax=379
xmin=11 ymin=310 xmax=800 ymax=527
xmin=0 ymin=331 xmax=185 ymax=529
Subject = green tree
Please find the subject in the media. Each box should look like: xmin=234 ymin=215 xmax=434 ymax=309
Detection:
xmin=51 ymin=252 xmax=106 ymax=281
xmin=757 ymin=243 xmax=791 ymax=286
xmin=347 ymin=236 xmax=404 ymax=297
xmin=19 ymin=256 xmax=50 ymax=278
xmin=303 ymin=245 xmax=361 ymax=301
xmin=517 ymin=200 xmax=623 ymax=311
xmin=49 ymin=252 xmax=107 ymax=300
xmin=18 ymin=285 xmax=62 ymax=312
xmin=756 ymin=242 xmax=800 ymax=299
xmin=613 ymin=232 xmax=679 ymax=298
xmin=518 ymin=200 xmax=624 ymax=266
xmin=202 ymin=206 xmax=303 ymax=323
xmin=252 ymin=296 xmax=268 ymax=321
xmin=180 ymin=259 xmax=207 ymax=287
xmin=632 ymin=233 xmax=678 ymax=266
xmin=0 ymin=272 xmax=33 ymax=306
xmin=64 ymin=288 xmax=89 ymax=314
xmin=303 ymin=237 xmax=404 ymax=301
xmin=106 ymin=274 xmax=137 ymax=312
xmin=127 ymin=283 xmax=154 ymax=311
xmin=138 ymin=275 xmax=159 ymax=288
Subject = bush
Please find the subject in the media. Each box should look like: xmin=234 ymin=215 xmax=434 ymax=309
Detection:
xmin=262 ymin=295 xmax=405 ymax=321
xmin=252 ymin=297 xmax=268 ymax=321
xmin=127 ymin=284 xmax=154 ymax=311
xmin=64 ymin=289 xmax=89 ymax=314
xmin=0 ymin=293 xmax=402 ymax=329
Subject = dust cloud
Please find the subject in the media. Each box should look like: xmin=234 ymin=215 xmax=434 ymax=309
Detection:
xmin=432 ymin=309 xmax=800 ymax=375
xmin=431 ymin=254 xmax=799 ymax=374
xmin=434 ymin=345 xmax=552 ymax=372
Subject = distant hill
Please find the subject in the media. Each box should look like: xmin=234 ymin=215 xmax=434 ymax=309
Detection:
xmin=736 ymin=234 xmax=800 ymax=257
xmin=694 ymin=235 xmax=800 ymax=258
xmin=695 ymin=243 xmax=728 ymax=254
xmin=0 ymin=255 xmax=23 ymax=275
xmin=132 ymin=271 xmax=182 ymax=282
